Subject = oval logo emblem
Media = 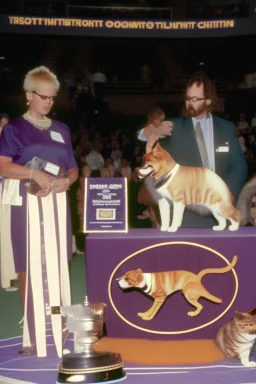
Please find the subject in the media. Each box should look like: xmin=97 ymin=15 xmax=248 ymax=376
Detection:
xmin=108 ymin=241 xmax=238 ymax=335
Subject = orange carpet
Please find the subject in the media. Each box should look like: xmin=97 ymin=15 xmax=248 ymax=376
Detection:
xmin=94 ymin=338 xmax=225 ymax=365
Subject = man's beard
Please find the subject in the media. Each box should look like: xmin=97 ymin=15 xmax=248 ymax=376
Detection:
xmin=187 ymin=103 xmax=207 ymax=117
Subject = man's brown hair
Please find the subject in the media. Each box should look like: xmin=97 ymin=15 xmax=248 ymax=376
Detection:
xmin=185 ymin=72 xmax=218 ymax=113
xmin=147 ymin=107 xmax=165 ymax=124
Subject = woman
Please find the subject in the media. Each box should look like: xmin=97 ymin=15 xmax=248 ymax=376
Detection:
xmin=0 ymin=113 xmax=18 ymax=292
xmin=0 ymin=114 xmax=10 ymax=135
xmin=0 ymin=66 xmax=78 ymax=357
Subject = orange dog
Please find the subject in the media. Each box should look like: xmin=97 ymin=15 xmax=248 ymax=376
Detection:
xmin=137 ymin=137 xmax=240 ymax=232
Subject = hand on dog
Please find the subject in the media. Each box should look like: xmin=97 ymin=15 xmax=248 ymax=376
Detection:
xmin=155 ymin=121 xmax=173 ymax=136
xmin=144 ymin=121 xmax=173 ymax=139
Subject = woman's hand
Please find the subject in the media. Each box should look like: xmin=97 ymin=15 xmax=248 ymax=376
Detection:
xmin=52 ymin=177 xmax=70 ymax=193
xmin=36 ymin=188 xmax=52 ymax=198
xmin=32 ymin=170 xmax=53 ymax=190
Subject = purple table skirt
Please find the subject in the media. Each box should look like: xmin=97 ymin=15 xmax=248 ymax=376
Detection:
xmin=86 ymin=228 xmax=256 ymax=340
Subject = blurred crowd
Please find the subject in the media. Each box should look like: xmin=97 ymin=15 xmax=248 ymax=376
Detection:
xmin=236 ymin=112 xmax=256 ymax=177
xmin=188 ymin=0 xmax=248 ymax=19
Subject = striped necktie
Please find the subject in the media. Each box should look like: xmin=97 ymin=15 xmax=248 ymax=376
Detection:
xmin=195 ymin=121 xmax=210 ymax=168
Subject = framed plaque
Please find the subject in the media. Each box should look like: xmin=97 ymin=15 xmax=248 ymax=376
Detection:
xmin=83 ymin=178 xmax=128 ymax=233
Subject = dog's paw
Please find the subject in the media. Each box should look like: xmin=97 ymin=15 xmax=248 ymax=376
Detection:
xmin=212 ymin=225 xmax=225 ymax=231
xmin=160 ymin=226 xmax=168 ymax=232
xmin=167 ymin=226 xmax=178 ymax=232
xmin=138 ymin=312 xmax=154 ymax=321
xmin=228 ymin=223 xmax=239 ymax=231
xmin=138 ymin=314 xmax=154 ymax=321
xmin=138 ymin=311 xmax=150 ymax=317
xmin=241 ymin=360 xmax=256 ymax=367
xmin=187 ymin=310 xmax=199 ymax=317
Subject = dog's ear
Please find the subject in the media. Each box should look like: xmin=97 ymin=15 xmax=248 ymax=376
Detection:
xmin=152 ymin=142 xmax=164 ymax=158
xmin=146 ymin=135 xmax=159 ymax=154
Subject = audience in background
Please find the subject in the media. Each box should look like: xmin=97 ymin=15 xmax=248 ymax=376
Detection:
xmin=85 ymin=145 xmax=105 ymax=172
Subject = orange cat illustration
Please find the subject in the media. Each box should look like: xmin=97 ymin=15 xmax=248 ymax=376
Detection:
xmin=118 ymin=256 xmax=237 ymax=321
xmin=137 ymin=136 xmax=240 ymax=232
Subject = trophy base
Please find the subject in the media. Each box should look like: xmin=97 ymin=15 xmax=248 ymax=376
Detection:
xmin=57 ymin=351 xmax=126 ymax=383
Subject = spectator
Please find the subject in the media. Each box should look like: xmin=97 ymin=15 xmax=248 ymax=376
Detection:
xmin=85 ymin=146 xmax=105 ymax=171
xmin=110 ymin=140 xmax=122 ymax=171
xmin=120 ymin=157 xmax=132 ymax=179
xmin=237 ymin=112 xmax=251 ymax=136
xmin=74 ymin=133 xmax=91 ymax=165
xmin=0 ymin=113 xmax=10 ymax=135
xmin=92 ymin=67 xmax=107 ymax=100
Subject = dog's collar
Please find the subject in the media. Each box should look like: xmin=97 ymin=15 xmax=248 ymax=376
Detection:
xmin=140 ymin=284 xmax=149 ymax=291
xmin=154 ymin=164 xmax=179 ymax=189
xmin=140 ymin=274 xmax=152 ymax=294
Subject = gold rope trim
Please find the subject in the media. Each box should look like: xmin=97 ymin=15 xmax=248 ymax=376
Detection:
xmin=58 ymin=362 xmax=124 ymax=374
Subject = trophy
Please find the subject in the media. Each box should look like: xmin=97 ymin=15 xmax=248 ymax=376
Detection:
xmin=57 ymin=297 xmax=126 ymax=383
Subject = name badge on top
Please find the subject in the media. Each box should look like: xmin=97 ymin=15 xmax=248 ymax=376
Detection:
xmin=50 ymin=131 xmax=65 ymax=143
xmin=83 ymin=178 xmax=128 ymax=233
xmin=216 ymin=146 xmax=229 ymax=153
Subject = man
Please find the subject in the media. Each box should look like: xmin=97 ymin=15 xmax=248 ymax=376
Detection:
xmin=138 ymin=72 xmax=248 ymax=228
xmin=92 ymin=67 xmax=107 ymax=101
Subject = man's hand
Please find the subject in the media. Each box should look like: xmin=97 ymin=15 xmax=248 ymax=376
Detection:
xmin=155 ymin=121 xmax=173 ymax=136
xmin=143 ymin=121 xmax=173 ymax=139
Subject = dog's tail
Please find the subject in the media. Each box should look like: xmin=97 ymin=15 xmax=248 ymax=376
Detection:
xmin=197 ymin=255 xmax=237 ymax=280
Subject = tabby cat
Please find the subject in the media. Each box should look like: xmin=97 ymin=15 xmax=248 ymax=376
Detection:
xmin=236 ymin=176 xmax=256 ymax=225
xmin=215 ymin=309 xmax=256 ymax=367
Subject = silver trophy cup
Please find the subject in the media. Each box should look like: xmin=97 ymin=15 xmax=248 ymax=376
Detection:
xmin=57 ymin=297 xmax=126 ymax=383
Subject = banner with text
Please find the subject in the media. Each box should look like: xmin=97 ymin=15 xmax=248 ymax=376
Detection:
xmin=0 ymin=15 xmax=254 ymax=38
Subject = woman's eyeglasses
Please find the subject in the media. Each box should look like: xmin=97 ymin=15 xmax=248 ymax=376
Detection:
xmin=33 ymin=91 xmax=57 ymax=102
xmin=185 ymin=96 xmax=206 ymax=102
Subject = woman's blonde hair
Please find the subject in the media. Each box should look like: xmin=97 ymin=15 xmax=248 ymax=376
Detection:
xmin=23 ymin=66 xmax=60 ymax=92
